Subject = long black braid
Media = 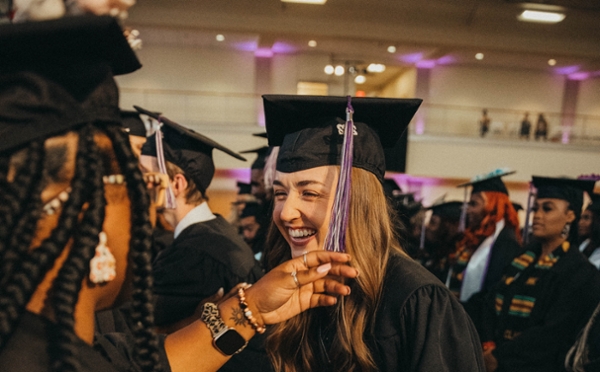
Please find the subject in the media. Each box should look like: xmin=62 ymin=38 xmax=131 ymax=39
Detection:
xmin=1 ymin=141 xmax=45 ymax=284
xmin=104 ymin=125 xmax=162 ymax=372
xmin=0 ymin=129 xmax=91 ymax=351
xmin=48 ymin=125 xmax=106 ymax=372
xmin=0 ymin=141 xmax=45 ymax=283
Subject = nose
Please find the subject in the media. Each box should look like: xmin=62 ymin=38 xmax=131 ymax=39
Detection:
xmin=277 ymin=194 xmax=302 ymax=223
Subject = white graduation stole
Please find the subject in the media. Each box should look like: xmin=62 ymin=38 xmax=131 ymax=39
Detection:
xmin=460 ymin=219 xmax=505 ymax=302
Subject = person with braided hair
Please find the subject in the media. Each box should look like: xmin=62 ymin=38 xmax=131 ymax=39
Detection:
xmin=448 ymin=169 xmax=522 ymax=305
xmin=0 ymin=15 xmax=358 ymax=372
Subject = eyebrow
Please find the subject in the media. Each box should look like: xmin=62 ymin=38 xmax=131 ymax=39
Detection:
xmin=272 ymin=179 xmax=326 ymax=187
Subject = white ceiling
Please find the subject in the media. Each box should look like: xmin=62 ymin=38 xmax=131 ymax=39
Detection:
xmin=126 ymin=0 xmax=600 ymax=90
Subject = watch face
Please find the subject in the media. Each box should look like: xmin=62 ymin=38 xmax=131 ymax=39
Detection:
xmin=214 ymin=329 xmax=247 ymax=356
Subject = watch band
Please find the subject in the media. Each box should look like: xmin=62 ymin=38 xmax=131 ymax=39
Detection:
xmin=201 ymin=302 xmax=228 ymax=336
xmin=200 ymin=302 xmax=248 ymax=356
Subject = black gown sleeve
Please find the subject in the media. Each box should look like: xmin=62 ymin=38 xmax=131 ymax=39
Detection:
xmin=399 ymin=284 xmax=485 ymax=372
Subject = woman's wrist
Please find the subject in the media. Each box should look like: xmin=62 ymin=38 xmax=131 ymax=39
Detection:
xmin=235 ymin=285 xmax=266 ymax=327
xmin=216 ymin=295 xmax=258 ymax=342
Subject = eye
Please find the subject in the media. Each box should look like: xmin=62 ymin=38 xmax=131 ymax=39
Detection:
xmin=302 ymin=190 xmax=319 ymax=198
xmin=273 ymin=188 xmax=288 ymax=200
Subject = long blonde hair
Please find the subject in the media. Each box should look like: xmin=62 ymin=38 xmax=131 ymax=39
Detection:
xmin=264 ymin=167 xmax=403 ymax=372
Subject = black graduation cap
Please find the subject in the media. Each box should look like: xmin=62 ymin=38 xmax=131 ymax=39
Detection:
xmin=120 ymin=110 xmax=147 ymax=137
xmin=253 ymin=132 xmax=268 ymax=138
xmin=531 ymin=176 xmax=591 ymax=218
xmin=240 ymin=202 xmax=264 ymax=219
xmin=136 ymin=106 xmax=246 ymax=195
xmin=383 ymin=178 xmax=402 ymax=198
xmin=240 ymin=146 xmax=272 ymax=170
xmin=429 ymin=201 xmax=463 ymax=221
xmin=237 ymin=181 xmax=252 ymax=195
xmin=0 ymin=15 xmax=141 ymax=154
xmin=263 ymin=95 xmax=422 ymax=182
xmin=511 ymin=202 xmax=524 ymax=212
xmin=458 ymin=169 xmax=516 ymax=195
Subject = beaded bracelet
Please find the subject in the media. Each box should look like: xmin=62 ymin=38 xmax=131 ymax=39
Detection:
xmin=237 ymin=286 xmax=267 ymax=334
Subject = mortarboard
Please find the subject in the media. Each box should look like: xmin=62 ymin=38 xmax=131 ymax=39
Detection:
xmin=0 ymin=15 xmax=141 ymax=154
xmin=511 ymin=202 xmax=524 ymax=212
xmin=120 ymin=110 xmax=147 ymax=137
xmin=531 ymin=176 xmax=592 ymax=219
xmin=263 ymin=95 xmax=421 ymax=253
xmin=429 ymin=201 xmax=463 ymax=221
xmin=237 ymin=181 xmax=252 ymax=195
xmin=383 ymin=178 xmax=402 ymax=199
xmin=253 ymin=132 xmax=268 ymax=138
xmin=240 ymin=146 xmax=272 ymax=170
xmin=240 ymin=202 xmax=264 ymax=220
xmin=263 ymin=95 xmax=422 ymax=182
xmin=458 ymin=168 xmax=516 ymax=195
xmin=136 ymin=106 xmax=246 ymax=195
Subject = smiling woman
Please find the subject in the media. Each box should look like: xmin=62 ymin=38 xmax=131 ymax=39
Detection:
xmin=261 ymin=95 xmax=485 ymax=372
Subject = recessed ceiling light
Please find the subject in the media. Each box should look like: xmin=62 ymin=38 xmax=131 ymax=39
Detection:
xmin=387 ymin=46 xmax=396 ymax=53
xmin=354 ymin=75 xmax=366 ymax=84
xmin=518 ymin=10 xmax=565 ymax=23
xmin=334 ymin=65 xmax=345 ymax=76
xmin=324 ymin=65 xmax=334 ymax=75
xmin=308 ymin=40 xmax=317 ymax=47
xmin=548 ymin=59 xmax=557 ymax=66
xmin=281 ymin=0 xmax=327 ymax=4
xmin=367 ymin=63 xmax=386 ymax=73
xmin=475 ymin=53 xmax=484 ymax=60
xmin=216 ymin=34 xmax=225 ymax=42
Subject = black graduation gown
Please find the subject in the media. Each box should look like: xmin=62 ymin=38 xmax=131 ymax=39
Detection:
xmin=480 ymin=245 xmax=600 ymax=372
xmin=314 ymin=253 xmax=484 ymax=372
xmin=482 ymin=225 xmax=522 ymax=292
xmin=152 ymin=215 xmax=263 ymax=326
xmin=0 ymin=311 xmax=158 ymax=372
xmin=151 ymin=215 xmax=271 ymax=372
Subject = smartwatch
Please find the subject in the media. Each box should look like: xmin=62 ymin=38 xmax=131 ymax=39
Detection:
xmin=200 ymin=302 xmax=248 ymax=356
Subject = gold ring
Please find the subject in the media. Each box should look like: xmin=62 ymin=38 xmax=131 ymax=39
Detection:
xmin=291 ymin=270 xmax=300 ymax=288
xmin=303 ymin=251 xmax=308 ymax=267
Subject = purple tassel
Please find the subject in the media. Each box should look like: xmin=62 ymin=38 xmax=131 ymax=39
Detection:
xmin=324 ymin=96 xmax=354 ymax=253
xmin=154 ymin=119 xmax=177 ymax=209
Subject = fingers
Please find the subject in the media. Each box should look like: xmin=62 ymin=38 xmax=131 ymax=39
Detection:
xmin=300 ymin=251 xmax=352 ymax=268
xmin=312 ymin=278 xmax=351 ymax=296
xmin=326 ymin=263 xmax=359 ymax=279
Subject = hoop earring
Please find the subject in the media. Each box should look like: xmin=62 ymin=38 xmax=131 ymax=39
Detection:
xmin=89 ymin=232 xmax=116 ymax=284
xmin=561 ymin=222 xmax=571 ymax=239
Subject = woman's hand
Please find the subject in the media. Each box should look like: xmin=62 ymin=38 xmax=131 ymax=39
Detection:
xmin=245 ymin=251 xmax=358 ymax=325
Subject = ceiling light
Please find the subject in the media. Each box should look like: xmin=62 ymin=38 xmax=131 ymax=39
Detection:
xmin=475 ymin=53 xmax=484 ymax=60
xmin=281 ymin=0 xmax=327 ymax=4
xmin=216 ymin=34 xmax=225 ymax=42
xmin=367 ymin=63 xmax=386 ymax=73
xmin=387 ymin=46 xmax=396 ymax=53
xmin=518 ymin=10 xmax=565 ymax=23
xmin=354 ymin=75 xmax=366 ymax=84
xmin=324 ymin=65 xmax=334 ymax=75
xmin=548 ymin=59 xmax=557 ymax=66
xmin=334 ymin=65 xmax=345 ymax=76
xmin=308 ymin=40 xmax=317 ymax=47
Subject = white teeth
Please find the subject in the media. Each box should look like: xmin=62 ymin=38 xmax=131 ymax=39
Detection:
xmin=288 ymin=228 xmax=316 ymax=238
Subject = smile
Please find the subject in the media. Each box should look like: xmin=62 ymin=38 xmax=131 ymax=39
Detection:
xmin=288 ymin=228 xmax=316 ymax=238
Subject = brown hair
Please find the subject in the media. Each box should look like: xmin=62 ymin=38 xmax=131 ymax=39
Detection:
xmin=165 ymin=161 xmax=205 ymax=205
xmin=264 ymin=167 xmax=403 ymax=372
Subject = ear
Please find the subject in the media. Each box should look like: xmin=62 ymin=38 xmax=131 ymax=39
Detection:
xmin=566 ymin=209 xmax=576 ymax=224
xmin=171 ymin=173 xmax=189 ymax=196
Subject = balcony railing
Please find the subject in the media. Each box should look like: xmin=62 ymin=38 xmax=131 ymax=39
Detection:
xmin=118 ymin=87 xmax=600 ymax=146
